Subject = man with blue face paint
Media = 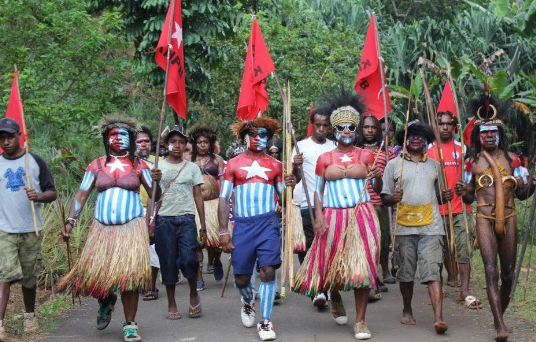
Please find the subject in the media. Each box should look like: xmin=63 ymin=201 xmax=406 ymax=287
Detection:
xmin=218 ymin=117 xmax=288 ymax=341
xmin=455 ymin=96 xmax=536 ymax=342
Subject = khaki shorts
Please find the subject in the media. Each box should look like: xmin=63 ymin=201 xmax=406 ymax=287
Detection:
xmin=443 ymin=214 xmax=474 ymax=264
xmin=0 ymin=231 xmax=42 ymax=288
xmin=395 ymin=234 xmax=443 ymax=284
xmin=375 ymin=205 xmax=390 ymax=252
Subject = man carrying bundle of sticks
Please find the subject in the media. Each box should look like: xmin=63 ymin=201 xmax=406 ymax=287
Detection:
xmin=381 ymin=120 xmax=453 ymax=335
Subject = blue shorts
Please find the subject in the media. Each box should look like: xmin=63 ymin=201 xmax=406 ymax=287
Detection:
xmin=155 ymin=214 xmax=199 ymax=284
xmin=232 ymin=211 xmax=281 ymax=275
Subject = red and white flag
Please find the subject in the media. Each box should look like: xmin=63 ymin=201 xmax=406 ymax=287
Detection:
xmin=3 ymin=71 xmax=27 ymax=149
xmin=355 ymin=13 xmax=391 ymax=119
xmin=155 ymin=0 xmax=187 ymax=119
xmin=237 ymin=18 xmax=276 ymax=120
xmin=437 ymin=78 xmax=458 ymax=116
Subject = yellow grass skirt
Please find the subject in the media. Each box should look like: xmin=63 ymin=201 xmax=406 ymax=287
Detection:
xmin=195 ymin=198 xmax=221 ymax=248
xmin=292 ymin=204 xmax=306 ymax=253
xmin=56 ymin=217 xmax=151 ymax=299
xmin=293 ymin=203 xmax=380 ymax=297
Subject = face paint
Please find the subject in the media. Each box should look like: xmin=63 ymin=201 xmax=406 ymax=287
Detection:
xmin=343 ymin=137 xmax=352 ymax=144
xmin=246 ymin=128 xmax=268 ymax=151
xmin=335 ymin=132 xmax=342 ymax=141
xmin=107 ymin=127 xmax=130 ymax=152
xmin=168 ymin=144 xmax=173 ymax=152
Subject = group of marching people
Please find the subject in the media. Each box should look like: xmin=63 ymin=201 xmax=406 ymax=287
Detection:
xmin=1 ymin=86 xmax=535 ymax=342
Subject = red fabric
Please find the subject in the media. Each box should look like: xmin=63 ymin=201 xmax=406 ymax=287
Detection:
xmin=463 ymin=117 xmax=476 ymax=146
xmin=155 ymin=0 xmax=187 ymax=119
xmin=512 ymin=154 xmax=521 ymax=169
xmin=3 ymin=71 xmax=27 ymax=150
xmin=427 ymin=141 xmax=471 ymax=214
xmin=437 ymin=78 xmax=457 ymax=116
xmin=354 ymin=13 xmax=391 ymax=120
xmin=236 ymin=18 xmax=276 ymax=120
xmin=306 ymin=103 xmax=313 ymax=137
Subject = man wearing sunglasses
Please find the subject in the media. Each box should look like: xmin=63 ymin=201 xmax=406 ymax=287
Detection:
xmin=291 ymin=107 xmax=336 ymax=309
xmin=381 ymin=121 xmax=453 ymax=335
xmin=427 ymin=111 xmax=479 ymax=309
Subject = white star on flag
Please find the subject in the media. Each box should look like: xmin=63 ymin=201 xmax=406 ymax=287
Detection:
xmin=240 ymin=160 xmax=272 ymax=180
xmin=172 ymin=22 xmax=183 ymax=48
xmin=108 ymin=158 xmax=128 ymax=173
xmin=339 ymin=154 xmax=353 ymax=163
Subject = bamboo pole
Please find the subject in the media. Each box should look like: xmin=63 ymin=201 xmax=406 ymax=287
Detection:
xmin=286 ymin=82 xmax=295 ymax=289
xmin=279 ymin=85 xmax=289 ymax=300
xmin=13 ymin=65 xmax=39 ymax=237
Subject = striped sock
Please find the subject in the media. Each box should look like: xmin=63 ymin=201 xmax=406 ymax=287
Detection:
xmin=258 ymin=280 xmax=276 ymax=321
xmin=236 ymin=282 xmax=254 ymax=304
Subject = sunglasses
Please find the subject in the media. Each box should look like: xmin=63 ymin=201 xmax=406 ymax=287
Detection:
xmin=335 ymin=124 xmax=357 ymax=133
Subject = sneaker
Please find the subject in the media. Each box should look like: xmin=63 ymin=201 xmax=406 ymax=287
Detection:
xmin=23 ymin=312 xmax=38 ymax=333
xmin=240 ymin=298 xmax=256 ymax=328
xmin=122 ymin=321 xmax=141 ymax=342
xmin=274 ymin=291 xmax=281 ymax=301
xmin=196 ymin=280 xmax=205 ymax=291
xmin=354 ymin=321 xmax=372 ymax=340
xmin=96 ymin=293 xmax=117 ymax=330
xmin=313 ymin=292 xmax=327 ymax=309
xmin=257 ymin=320 xmax=276 ymax=341
xmin=0 ymin=320 xmax=6 ymax=341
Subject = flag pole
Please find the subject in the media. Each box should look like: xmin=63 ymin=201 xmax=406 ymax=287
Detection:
xmin=372 ymin=12 xmax=395 ymax=252
xmin=13 ymin=65 xmax=39 ymax=237
xmin=149 ymin=0 xmax=177 ymax=227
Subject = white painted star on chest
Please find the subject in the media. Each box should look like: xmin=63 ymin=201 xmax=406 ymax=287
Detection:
xmin=240 ymin=160 xmax=271 ymax=180
xmin=339 ymin=154 xmax=353 ymax=163
xmin=108 ymin=157 xmax=128 ymax=173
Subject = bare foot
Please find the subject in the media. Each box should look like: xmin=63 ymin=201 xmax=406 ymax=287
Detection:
xmin=494 ymin=331 xmax=509 ymax=342
xmin=400 ymin=309 xmax=416 ymax=325
xmin=434 ymin=321 xmax=448 ymax=334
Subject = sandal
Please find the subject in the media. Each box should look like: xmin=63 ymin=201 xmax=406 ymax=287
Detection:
xmin=368 ymin=290 xmax=382 ymax=302
xmin=122 ymin=321 xmax=141 ymax=342
xmin=96 ymin=294 xmax=117 ymax=330
xmin=142 ymin=289 xmax=159 ymax=301
xmin=165 ymin=312 xmax=182 ymax=320
xmin=463 ymin=295 xmax=483 ymax=309
xmin=188 ymin=295 xmax=202 ymax=318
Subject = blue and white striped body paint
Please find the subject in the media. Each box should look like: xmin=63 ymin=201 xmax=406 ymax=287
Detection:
xmin=324 ymin=178 xmax=369 ymax=208
xmin=94 ymin=188 xmax=144 ymax=225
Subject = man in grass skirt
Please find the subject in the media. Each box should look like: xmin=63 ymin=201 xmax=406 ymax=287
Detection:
xmin=293 ymin=89 xmax=383 ymax=340
xmin=59 ymin=116 xmax=162 ymax=342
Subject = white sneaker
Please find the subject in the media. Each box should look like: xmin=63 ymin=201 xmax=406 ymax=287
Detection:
xmin=23 ymin=312 xmax=38 ymax=333
xmin=240 ymin=298 xmax=256 ymax=328
xmin=313 ymin=292 xmax=327 ymax=309
xmin=257 ymin=320 xmax=276 ymax=341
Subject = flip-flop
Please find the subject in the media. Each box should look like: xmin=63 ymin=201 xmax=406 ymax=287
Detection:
xmin=165 ymin=312 xmax=182 ymax=320
xmin=188 ymin=296 xmax=202 ymax=318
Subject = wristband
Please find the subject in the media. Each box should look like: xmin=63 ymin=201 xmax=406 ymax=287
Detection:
xmin=65 ymin=218 xmax=76 ymax=226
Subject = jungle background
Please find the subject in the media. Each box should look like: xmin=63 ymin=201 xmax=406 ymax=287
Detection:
xmin=1 ymin=0 xmax=536 ymax=338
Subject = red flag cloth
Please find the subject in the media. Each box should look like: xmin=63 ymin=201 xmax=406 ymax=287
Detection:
xmin=306 ymin=103 xmax=313 ymax=137
xmin=4 ymin=71 xmax=27 ymax=149
xmin=236 ymin=18 xmax=276 ymax=120
xmin=437 ymin=78 xmax=458 ymax=116
xmin=463 ymin=117 xmax=476 ymax=146
xmin=155 ymin=0 xmax=187 ymax=119
xmin=355 ymin=13 xmax=391 ymax=119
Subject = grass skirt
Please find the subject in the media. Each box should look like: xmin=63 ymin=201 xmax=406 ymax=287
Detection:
xmin=293 ymin=203 xmax=380 ymax=297
xmin=56 ymin=217 xmax=151 ymax=299
xmin=292 ymin=204 xmax=306 ymax=253
xmin=195 ymin=198 xmax=222 ymax=248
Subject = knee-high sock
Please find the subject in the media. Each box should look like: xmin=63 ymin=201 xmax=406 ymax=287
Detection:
xmin=258 ymin=280 xmax=276 ymax=321
xmin=236 ymin=282 xmax=254 ymax=304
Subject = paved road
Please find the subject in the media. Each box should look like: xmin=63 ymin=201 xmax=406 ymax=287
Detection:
xmin=40 ymin=256 xmax=534 ymax=342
